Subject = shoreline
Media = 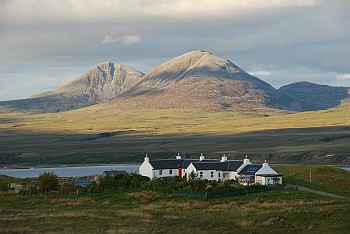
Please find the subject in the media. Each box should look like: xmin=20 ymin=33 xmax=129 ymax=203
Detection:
xmin=0 ymin=163 xmax=141 ymax=170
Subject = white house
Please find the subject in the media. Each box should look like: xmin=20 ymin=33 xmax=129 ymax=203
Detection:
xmin=186 ymin=155 xmax=244 ymax=181
xmin=254 ymin=161 xmax=283 ymax=186
xmin=139 ymin=153 xmax=283 ymax=186
xmin=139 ymin=153 xmax=211 ymax=180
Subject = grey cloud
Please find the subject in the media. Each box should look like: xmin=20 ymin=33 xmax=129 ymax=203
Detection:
xmin=0 ymin=0 xmax=349 ymax=101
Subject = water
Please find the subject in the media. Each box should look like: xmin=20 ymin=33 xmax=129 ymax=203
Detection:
xmin=335 ymin=166 xmax=350 ymax=172
xmin=0 ymin=164 xmax=140 ymax=178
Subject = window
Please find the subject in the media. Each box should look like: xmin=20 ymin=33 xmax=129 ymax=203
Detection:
xmin=211 ymin=171 xmax=214 ymax=178
xmin=199 ymin=171 xmax=203 ymax=178
xmin=159 ymin=170 xmax=162 ymax=176
xmin=169 ymin=169 xmax=172 ymax=175
xmin=218 ymin=172 xmax=221 ymax=177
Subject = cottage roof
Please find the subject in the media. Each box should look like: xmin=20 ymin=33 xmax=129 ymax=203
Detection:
xmin=239 ymin=164 xmax=263 ymax=175
xmin=225 ymin=160 xmax=244 ymax=171
xmin=256 ymin=174 xmax=283 ymax=177
xmin=191 ymin=160 xmax=243 ymax=171
xmin=149 ymin=159 xmax=217 ymax=170
xmin=103 ymin=170 xmax=128 ymax=177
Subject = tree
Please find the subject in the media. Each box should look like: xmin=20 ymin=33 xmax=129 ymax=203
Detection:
xmin=100 ymin=175 xmax=115 ymax=190
xmin=120 ymin=175 xmax=132 ymax=189
xmin=38 ymin=172 xmax=59 ymax=193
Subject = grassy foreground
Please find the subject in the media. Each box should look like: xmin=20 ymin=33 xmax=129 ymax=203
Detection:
xmin=0 ymin=190 xmax=349 ymax=233
xmin=1 ymin=166 xmax=350 ymax=233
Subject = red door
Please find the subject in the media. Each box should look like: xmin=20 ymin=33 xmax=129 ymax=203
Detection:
xmin=178 ymin=168 xmax=182 ymax=178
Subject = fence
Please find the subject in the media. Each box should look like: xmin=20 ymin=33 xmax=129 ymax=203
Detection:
xmin=178 ymin=186 xmax=298 ymax=199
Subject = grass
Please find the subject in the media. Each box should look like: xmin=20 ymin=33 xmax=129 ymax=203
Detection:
xmin=1 ymin=165 xmax=350 ymax=233
xmin=276 ymin=165 xmax=350 ymax=198
xmin=0 ymin=105 xmax=350 ymax=165
xmin=0 ymin=189 xmax=349 ymax=233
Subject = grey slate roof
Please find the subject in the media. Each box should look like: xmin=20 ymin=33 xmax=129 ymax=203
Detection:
xmin=257 ymin=174 xmax=283 ymax=177
xmin=191 ymin=160 xmax=243 ymax=171
xmin=149 ymin=159 xmax=218 ymax=170
xmin=239 ymin=164 xmax=263 ymax=175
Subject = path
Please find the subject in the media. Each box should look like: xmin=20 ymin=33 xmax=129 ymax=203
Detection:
xmin=289 ymin=184 xmax=350 ymax=201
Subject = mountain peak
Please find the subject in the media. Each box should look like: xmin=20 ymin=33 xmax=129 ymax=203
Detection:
xmin=120 ymin=51 xmax=302 ymax=111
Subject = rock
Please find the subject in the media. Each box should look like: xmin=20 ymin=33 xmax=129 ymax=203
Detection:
xmin=262 ymin=216 xmax=283 ymax=225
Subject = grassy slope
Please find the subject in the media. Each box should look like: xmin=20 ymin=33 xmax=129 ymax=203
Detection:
xmin=0 ymin=190 xmax=349 ymax=233
xmin=276 ymin=166 xmax=350 ymax=198
xmin=1 ymin=166 xmax=349 ymax=233
xmin=0 ymin=105 xmax=350 ymax=164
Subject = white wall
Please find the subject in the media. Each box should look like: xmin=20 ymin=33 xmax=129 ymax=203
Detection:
xmin=154 ymin=168 xmax=179 ymax=178
xmin=255 ymin=175 xmax=283 ymax=185
xmin=229 ymin=171 xmax=239 ymax=181
xmin=196 ymin=170 xmax=223 ymax=181
xmin=186 ymin=164 xmax=197 ymax=178
xmin=139 ymin=161 xmax=154 ymax=179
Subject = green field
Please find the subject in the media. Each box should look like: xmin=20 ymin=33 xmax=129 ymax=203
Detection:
xmin=1 ymin=165 xmax=350 ymax=233
xmin=1 ymin=105 xmax=350 ymax=165
xmin=1 ymin=188 xmax=349 ymax=233
xmin=276 ymin=165 xmax=350 ymax=198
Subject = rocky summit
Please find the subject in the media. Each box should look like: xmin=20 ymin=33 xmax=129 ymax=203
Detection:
xmin=1 ymin=62 xmax=144 ymax=112
xmin=118 ymin=51 xmax=303 ymax=111
xmin=1 ymin=51 xmax=349 ymax=113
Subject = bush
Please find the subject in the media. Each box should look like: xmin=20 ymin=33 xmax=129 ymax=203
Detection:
xmin=38 ymin=172 xmax=59 ymax=192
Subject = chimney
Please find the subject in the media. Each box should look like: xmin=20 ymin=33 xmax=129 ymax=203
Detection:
xmin=199 ymin=153 xmax=205 ymax=161
xmin=144 ymin=154 xmax=149 ymax=162
xmin=176 ymin=153 xmax=181 ymax=160
xmin=221 ymin=154 xmax=228 ymax=162
xmin=243 ymin=155 xmax=250 ymax=164
xmin=262 ymin=159 xmax=269 ymax=167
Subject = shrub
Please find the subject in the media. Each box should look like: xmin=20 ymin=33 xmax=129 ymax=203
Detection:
xmin=38 ymin=172 xmax=59 ymax=192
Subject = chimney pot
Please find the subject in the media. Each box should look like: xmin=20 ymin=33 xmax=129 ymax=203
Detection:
xmin=221 ymin=154 xmax=227 ymax=162
xmin=176 ymin=153 xmax=181 ymax=160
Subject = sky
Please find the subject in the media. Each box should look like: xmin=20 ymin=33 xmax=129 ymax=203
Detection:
xmin=0 ymin=0 xmax=349 ymax=101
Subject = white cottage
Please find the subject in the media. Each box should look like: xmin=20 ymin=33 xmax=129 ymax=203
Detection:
xmin=186 ymin=155 xmax=244 ymax=181
xmin=255 ymin=161 xmax=283 ymax=185
xmin=139 ymin=153 xmax=205 ymax=179
xmin=139 ymin=154 xmax=282 ymax=186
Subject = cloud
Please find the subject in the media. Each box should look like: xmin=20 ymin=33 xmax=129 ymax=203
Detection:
xmin=336 ymin=73 xmax=350 ymax=80
xmin=101 ymin=35 xmax=117 ymax=44
xmin=0 ymin=0 xmax=322 ymax=26
xmin=0 ymin=0 xmax=350 ymax=101
xmin=250 ymin=71 xmax=271 ymax=76
xmin=121 ymin=35 xmax=141 ymax=45
xmin=101 ymin=34 xmax=141 ymax=45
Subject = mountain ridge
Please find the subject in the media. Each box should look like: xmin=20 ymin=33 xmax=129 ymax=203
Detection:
xmin=119 ymin=50 xmax=303 ymax=111
xmin=279 ymin=81 xmax=350 ymax=111
xmin=0 ymin=62 xmax=144 ymax=112
xmin=0 ymin=51 xmax=349 ymax=113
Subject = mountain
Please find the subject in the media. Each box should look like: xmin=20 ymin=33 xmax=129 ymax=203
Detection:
xmin=3 ymin=51 xmax=348 ymax=114
xmin=0 ymin=62 xmax=144 ymax=112
xmin=279 ymin=81 xmax=350 ymax=111
xmin=115 ymin=51 xmax=303 ymax=111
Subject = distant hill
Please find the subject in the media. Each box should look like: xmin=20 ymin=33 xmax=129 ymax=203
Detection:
xmin=279 ymin=81 xmax=349 ymax=111
xmin=1 ymin=51 xmax=349 ymax=113
xmin=0 ymin=62 xmax=144 ymax=112
xmin=115 ymin=51 xmax=303 ymax=111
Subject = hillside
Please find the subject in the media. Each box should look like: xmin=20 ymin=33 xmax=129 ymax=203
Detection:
xmin=0 ymin=51 xmax=350 ymax=165
xmin=2 ymin=51 xmax=349 ymax=113
xmin=118 ymin=51 xmax=303 ymax=111
xmin=0 ymin=62 xmax=144 ymax=112
xmin=1 ymin=103 xmax=350 ymax=165
xmin=279 ymin=81 xmax=350 ymax=111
